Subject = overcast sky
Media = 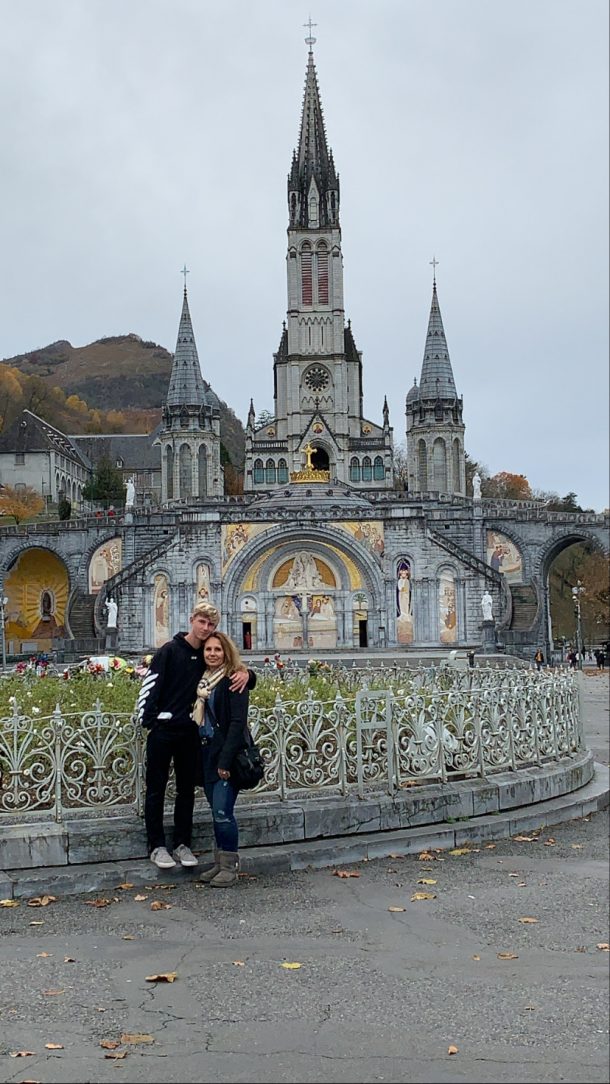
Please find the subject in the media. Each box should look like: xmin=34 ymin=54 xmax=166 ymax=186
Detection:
xmin=1 ymin=0 xmax=608 ymax=510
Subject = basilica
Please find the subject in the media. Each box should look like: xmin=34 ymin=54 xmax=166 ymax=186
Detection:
xmin=0 ymin=43 xmax=606 ymax=661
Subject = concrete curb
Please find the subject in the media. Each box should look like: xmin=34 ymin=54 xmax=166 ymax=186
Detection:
xmin=1 ymin=763 xmax=607 ymax=899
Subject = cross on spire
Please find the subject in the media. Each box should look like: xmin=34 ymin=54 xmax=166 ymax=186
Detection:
xmin=180 ymin=264 xmax=190 ymax=291
xmin=303 ymin=16 xmax=317 ymax=49
xmin=430 ymin=256 xmax=439 ymax=285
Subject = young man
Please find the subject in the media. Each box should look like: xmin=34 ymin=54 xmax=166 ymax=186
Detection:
xmin=137 ymin=602 xmax=255 ymax=870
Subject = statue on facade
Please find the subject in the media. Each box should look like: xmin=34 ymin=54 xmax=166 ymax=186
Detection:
xmin=481 ymin=591 xmax=493 ymax=622
xmin=285 ymin=552 xmax=324 ymax=590
xmin=104 ymin=597 xmax=119 ymax=648
xmin=125 ymin=476 xmax=136 ymax=509
xmin=473 ymin=472 xmax=482 ymax=500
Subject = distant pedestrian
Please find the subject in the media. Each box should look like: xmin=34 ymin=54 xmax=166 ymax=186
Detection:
xmin=534 ymin=649 xmax=544 ymax=671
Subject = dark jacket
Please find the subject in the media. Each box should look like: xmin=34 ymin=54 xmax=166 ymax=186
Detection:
xmin=137 ymin=633 xmax=204 ymax=730
xmin=201 ymin=676 xmax=249 ymax=784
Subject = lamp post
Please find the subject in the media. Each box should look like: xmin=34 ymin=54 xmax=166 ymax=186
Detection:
xmin=571 ymin=581 xmax=584 ymax=671
xmin=0 ymin=595 xmax=8 ymax=673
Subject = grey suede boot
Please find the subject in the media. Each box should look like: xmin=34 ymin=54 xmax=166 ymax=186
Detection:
xmin=198 ymin=848 xmax=221 ymax=883
xmin=209 ymin=850 xmax=239 ymax=887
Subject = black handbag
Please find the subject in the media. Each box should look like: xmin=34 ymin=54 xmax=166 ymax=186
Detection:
xmin=231 ymin=731 xmax=265 ymax=790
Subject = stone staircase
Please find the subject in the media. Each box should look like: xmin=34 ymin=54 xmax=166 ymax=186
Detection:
xmin=66 ymin=590 xmax=97 ymax=639
xmin=508 ymin=583 xmax=539 ymax=629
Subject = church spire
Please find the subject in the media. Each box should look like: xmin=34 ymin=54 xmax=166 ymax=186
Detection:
xmin=418 ymin=272 xmax=457 ymax=400
xmin=166 ymin=284 xmax=207 ymax=408
xmin=288 ymin=34 xmax=339 ymax=228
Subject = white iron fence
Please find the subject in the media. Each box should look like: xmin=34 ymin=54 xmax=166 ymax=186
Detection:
xmin=0 ymin=668 xmax=582 ymax=823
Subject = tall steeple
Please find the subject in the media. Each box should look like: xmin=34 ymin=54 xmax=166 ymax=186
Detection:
xmin=243 ymin=30 xmax=393 ymax=493
xmin=405 ymin=265 xmax=465 ymax=496
xmin=165 ymin=286 xmax=207 ymax=408
xmin=288 ymin=32 xmax=339 ymax=229
xmin=419 ymin=277 xmax=457 ymax=399
xmin=159 ymin=275 xmax=222 ymax=504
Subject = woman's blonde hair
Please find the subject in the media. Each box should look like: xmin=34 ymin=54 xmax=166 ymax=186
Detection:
xmin=204 ymin=630 xmax=242 ymax=676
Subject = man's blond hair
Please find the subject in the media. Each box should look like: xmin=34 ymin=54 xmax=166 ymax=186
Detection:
xmin=191 ymin=601 xmax=220 ymax=625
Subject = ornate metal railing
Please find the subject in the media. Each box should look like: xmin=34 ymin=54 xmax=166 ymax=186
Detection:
xmin=0 ymin=669 xmax=582 ymax=822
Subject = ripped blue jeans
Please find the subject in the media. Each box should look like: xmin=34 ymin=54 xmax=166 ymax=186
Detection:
xmin=202 ymin=777 xmax=239 ymax=852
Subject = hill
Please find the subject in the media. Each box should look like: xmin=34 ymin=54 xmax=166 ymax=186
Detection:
xmin=1 ymin=334 xmax=245 ymax=467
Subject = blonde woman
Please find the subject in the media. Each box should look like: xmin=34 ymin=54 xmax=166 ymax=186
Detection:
xmin=191 ymin=630 xmax=250 ymax=887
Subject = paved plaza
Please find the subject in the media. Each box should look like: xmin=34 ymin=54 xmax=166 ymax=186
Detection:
xmin=0 ymin=674 xmax=608 ymax=1084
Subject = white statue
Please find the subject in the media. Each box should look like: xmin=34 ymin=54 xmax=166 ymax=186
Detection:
xmin=481 ymin=591 xmax=493 ymax=622
xmin=125 ymin=476 xmax=136 ymax=509
xmin=473 ymin=472 xmax=482 ymax=500
xmin=285 ymin=552 xmax=323 ymax=591
xmin=104 ymin=598 xmax=118 ymax=629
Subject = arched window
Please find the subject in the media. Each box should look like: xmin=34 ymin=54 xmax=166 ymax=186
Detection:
xmin=362 ymin=456 xmax=372 ymax=482
xmin=198 ymin=445 xmax=207 ymax=497
xmin=301 ymin=243 xmax=312 ymax=305
xmin=277 ymin=458 xmax=289 ymax=483
xmin=166 ymin=446 xmax=174 ymax=500
xmin=265 ymin=458 xmax=276 ymax=484
xmin=432 ymin=438 xmax=447 ymax=493
xmin=253 ymin=459 xmax=264 ymax=484
xmin=418 ymin=439 xmax=427 ymax=491
xmin=317 ymin=242 xmax=329 ymax=304
xmin=179 ymin=444 xmax=192 ymax=499
xmin=452 ymin=438 xmax=461 ymax=491
xmin=350 ymin=457 xmax=361 ymax=482
xmin=373 ymin=456 xmax=384 ymax=480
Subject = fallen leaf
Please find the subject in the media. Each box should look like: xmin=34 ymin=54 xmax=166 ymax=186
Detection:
xmin=63 ymin=956 xmax=76 ymax=963
xmin=448 ymin=1044 xmax=459 ymax=1055
xmin=9 ymin=1051 xmax=36 ymax=1057
xmin=45 ymin=1043 xmax=64 ymax=1050
xmin=524 ymin=1005 xmax=537 ymax=1011
xmin=448 ymin=847 xmax=471 ymax=856
xmin=36 ymin=951 xmax=53 ymax=958
xmin=484 ymin=843 xmax=497 ymax=849
xmin=120 ymin=1033 xmax=154 ymax=1045
xmin=100 ymin=1039 xmax=120 ymax=1049
xmin=512 ymin=835 xmax=538 ymax=842
xmin=105 ymin=1051 xmax=128 ymax=1060
xmin=388 ymin=906 xmax=406 ymax=912
xmin=472 ymin=954 xmax=480 ymax=961
xmin=497 ymin=952 xmax=519 ymax=960
xmin=596 ymin=943 xmax=610 ymax=951
xmin=519 ymin=917 xmax=538 ymax=924
xmin=150 ymin=900 xmax=172 ymax=911
xmin=508 ymin=872 xmax=519 ymax=878
xmin=145 ymin=971 xmax=177 ymax=982
xmin=333 ymin=870 xmax=360 ymax=878
xmin=517 ymin=882 xmax=527 ymax=887
xmin=0 ymin=899 xmax=19 ymax=907
xmin=133 ymin=894 xmax=149 ymax=902
xmin=84 ymin=898 xmax=112 ymax=908
xmin=281 ymin=962 xmax=302 ymax=969
xmin=417 ymin=878 xmax=437 ymax=885
xmin=122 ymin=934 xmax=136 ymax=940
xmin=543 ymin=838 xmax=556 ymax=846
xmin=42 ymin=989 xmax=65 ymax=996
xmin=388 ymin=853 xmax=404 ymax=859
xmin=116 ymin=883 xmax=134 ymax=890
xmin=27 ymin=895 xmax=56 ymax=907
xmin=411 ymin=891 xmax=437 ymax=901
xmin=29 ymin=920 xmax=44 ymax=925
xmin=418 ymin=851 xmax=436 ymax=860
xmin=571 ymin=844 xmax=584 ymax=850
xmin=233 ymin=960 xmax=246 ymax=966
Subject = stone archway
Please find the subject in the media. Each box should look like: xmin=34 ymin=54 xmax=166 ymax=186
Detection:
xmin=4 ymin=548 xmax=70 ymax=651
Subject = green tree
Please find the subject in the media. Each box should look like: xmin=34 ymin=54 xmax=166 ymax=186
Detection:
xmin=82 ymin=458 xmax=125 ymax=506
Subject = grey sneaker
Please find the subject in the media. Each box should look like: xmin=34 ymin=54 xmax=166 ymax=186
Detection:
xmin=150 ymin=846 xmax=177 ymax=870
xmin=172 ymin=844 xmax=198 ymax=868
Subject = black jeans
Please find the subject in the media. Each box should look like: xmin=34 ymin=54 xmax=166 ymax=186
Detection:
xmin=144 ymin=723 xmax=201 ymax=853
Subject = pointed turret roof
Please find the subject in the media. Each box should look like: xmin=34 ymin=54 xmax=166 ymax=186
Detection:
xmin=166 ymin=287 xmax=208 ymax=408
xmin=418 ymin=279 xmax=457 ymax=399
xmin=288 ymin=45 xmax=339 ymax=227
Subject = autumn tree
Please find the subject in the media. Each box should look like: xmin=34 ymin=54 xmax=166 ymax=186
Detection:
xmin=393 ymin=441 xmax=409 ymax=491
xmin=484 ymin=471 xmax=532 ymax=501
xmin=0 ymin=485 xmax=44 ymax=524
xmin=82 ymin=457 xmax=125 ymax=506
